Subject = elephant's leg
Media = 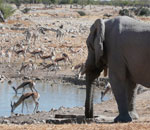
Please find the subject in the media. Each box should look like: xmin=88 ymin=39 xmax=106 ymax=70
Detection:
xmin=85 ymin=72 xmax=99 ymax=118
xmin=127 ymin=82 xmax=139 ymax=120
xmin=110 ymin=77 xmax=132 ymax=123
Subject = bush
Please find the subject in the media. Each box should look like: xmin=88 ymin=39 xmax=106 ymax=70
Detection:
xmin=21 ymin=8 xmax=30 ymax=14
xmin=14 ymin=0 xmax=21 ymax=9
xmin=119 ymin=9 xmax=130 ymax=16
xmin=138 ymin=7 xmax=150 ymax=16
xmin=77 ymin=11 xmax=86 ymax=16
xmin=0 ymin=4 xmax=15 ymax=19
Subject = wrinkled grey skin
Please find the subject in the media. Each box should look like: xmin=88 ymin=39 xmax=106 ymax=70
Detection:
xmin=85 ymin=16 xmax=150 ymax=123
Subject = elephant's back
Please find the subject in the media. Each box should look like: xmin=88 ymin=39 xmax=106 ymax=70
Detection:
xmin=113 ymin=16 xmax=150 ymax=32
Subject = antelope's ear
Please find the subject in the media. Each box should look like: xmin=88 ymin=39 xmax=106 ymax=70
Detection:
xmin=94 ymin=19 xmax=105 ymax=67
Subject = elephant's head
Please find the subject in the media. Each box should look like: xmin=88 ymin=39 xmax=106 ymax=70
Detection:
xmin=84 ymin=19 xmax=106 ymax=118
xmin=85 ymin=19 xmax=106 ymax=74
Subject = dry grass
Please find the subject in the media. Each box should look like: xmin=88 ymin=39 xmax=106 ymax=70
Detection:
xmin=1 ymin=123 xmax=150 ymax=130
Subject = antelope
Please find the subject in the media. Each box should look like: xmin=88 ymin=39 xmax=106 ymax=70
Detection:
xmin=54 ymin=57 xmax=66 ymax=65
xmin=5 ymin=49 xmax=12 ymax=63
xmin=11 ymin=92 xmax=40 ymax=113
xmin=29 ymin=49 xmax=43 ymax=62
xmin=19 ymin=62 xmax=29 ymax=74
xmin=39 ymin=51 xmax=55 ymax=63
xmin=12 ymin=80 xmax=37 ymax=95
xmin=0 ymin=47 xmax=5 ymax=63
xmin=42 ymin=62 xmax=59 ymax=74
xmin=62 ymin=53 xmax=72 ymax=64
xmin=19 ymin=60 xmax=34 ymax=74
xmin=24 ymin=29 xmax=31 ymax=43
xmin=56 ymin=29 xmax=64 ymax=41
xmin=101 ymin=82 xmax=111 ymax=102
xmin=54 ymin=53 xmax=71 ymax=66
xmin=14 ymin=49 xmax=26 ymax=61
xmin=32 ymin=31 xmax=39 ymax=45
xmin=24 ymin=28 xmax=39 ymax=45
xmin=72 ymin=63 xmax=85 ymax=79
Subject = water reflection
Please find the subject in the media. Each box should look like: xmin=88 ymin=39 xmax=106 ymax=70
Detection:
xmin=0 ymin=80 xmax=110 ymax=117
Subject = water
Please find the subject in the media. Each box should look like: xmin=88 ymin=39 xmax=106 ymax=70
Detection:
xmin=0 ymin=80 xmax=110 ymax=117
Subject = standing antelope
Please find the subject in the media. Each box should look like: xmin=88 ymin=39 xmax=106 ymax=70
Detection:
xmin=19 ymin=62 xmax=29 ymax=74
xmin=39 ymin=52 xmax=55 ymax=63
xmin=54 ymin=53 xmax=71 ymax=66
xmin=11 ymin=92 xmax=40 ymax=113
xmin=42 ymin=62 xmax=59 ymax=74
xmin=14 ymin=49 xmax=26 ymax=61
xmin=29 ymin=49 xmax=43 ymax=62
xmin=19 ymin=60 xmax=34 ymax=74
xmin=72 ymin=63 xmax=86 ymax=79
xmin=12 ymin=80 xmax=37 ymax=95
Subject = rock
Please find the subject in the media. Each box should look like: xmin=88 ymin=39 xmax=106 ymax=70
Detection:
xmin=2 ymin=119 xmax=10 ymax=124
xmin=41 ymin=120 xmax=46 ymax=123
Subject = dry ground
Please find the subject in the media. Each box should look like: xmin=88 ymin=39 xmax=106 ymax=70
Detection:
xmin=1 ymin=4 xmax=150 ymax=130
xmin=1 ymin=123 xmax=150 ymax=130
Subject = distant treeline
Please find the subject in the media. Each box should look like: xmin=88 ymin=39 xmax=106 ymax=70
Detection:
xmin=3 ymin=0 xmax=150 ymax=7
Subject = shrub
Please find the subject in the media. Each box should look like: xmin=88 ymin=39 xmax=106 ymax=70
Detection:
xmin=77 ymin=11 xmax=86 ymax=16
xmin=0 ymin=4 xmax=15 ymax=19
xmin=119 ymin=9 xmax=130 ymax=16
xmin=138 ymin=7 xmax=150 ymax=16
xmin=21 ymin=8 xmax=30 ymax=14
xmin=14 ymin=0 xmax=21 ymax=9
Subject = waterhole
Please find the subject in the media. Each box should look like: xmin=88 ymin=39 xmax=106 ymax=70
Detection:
xmin=0 ymin=80 xmax=111 ymax=117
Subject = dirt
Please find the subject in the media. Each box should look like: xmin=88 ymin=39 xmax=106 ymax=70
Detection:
xmin=0 ymin=4 xmax=150 ymax=129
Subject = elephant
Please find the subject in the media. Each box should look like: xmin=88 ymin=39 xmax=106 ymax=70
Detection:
xmin=84 ymin=16 xmax=150 ymax=123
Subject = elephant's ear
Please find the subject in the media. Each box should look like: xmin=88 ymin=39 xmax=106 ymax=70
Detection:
xmin=94 ymin=19 xmax=105 ymax=67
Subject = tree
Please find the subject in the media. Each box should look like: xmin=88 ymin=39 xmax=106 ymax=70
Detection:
xmin=14 ymin=0 xmax=21 ymax=9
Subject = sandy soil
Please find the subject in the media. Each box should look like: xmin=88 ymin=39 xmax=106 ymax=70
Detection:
xmin=1 ymin=4 xmax=150 ymax=129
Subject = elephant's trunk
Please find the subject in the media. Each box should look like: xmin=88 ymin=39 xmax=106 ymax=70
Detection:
xmin=85 ymin=70 xmax=100 ymax=118
xmin=85 ymin=74 xmax=94 ymax=118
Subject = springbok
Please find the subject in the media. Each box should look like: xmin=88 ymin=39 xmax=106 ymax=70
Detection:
xmin=54 ymin=53 xmax=72 ymax=66
xmin=29 ymin=49 xmax=43 ymax=62
xmin=73 ymin=63 xmax=86 ymax=79
xmin=101 ymin=82 xmax=111 ymax=102
xmin=14 ymin=49 xmax=26 ymax=61
xmin=11 ymin=92 xmax=40 ymax=113
xmin=12 ymin=80 xmax=37 ymax=95
xmin=39 ymin=51 xmax=55 ymax=63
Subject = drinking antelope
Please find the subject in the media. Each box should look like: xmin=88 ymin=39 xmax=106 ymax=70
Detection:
xmin=11 ymin=92 xmax=40 ymax=113
xmin=12 ymin=80 xmax=37 ymax=95
xmin=101 ymin=82 xmax=111 ymax=102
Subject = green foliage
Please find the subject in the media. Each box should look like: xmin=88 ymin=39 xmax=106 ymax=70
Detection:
xmin=21 ymin=7 xmax=30 ymax=13
xmin=135 ymin=7 xmax=150 ymax=16
xmin=0 ymin=4 xmax=15 ymax=19
xmin=119 ymin=8 xmax=130 ymax=16
xmin=77 ymin=11 xmax=86 ymax=16
xmin=14 ymin=0 xmax=21 ymax=9
xmin=4 ymin=0 xmax=150 ymax=7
